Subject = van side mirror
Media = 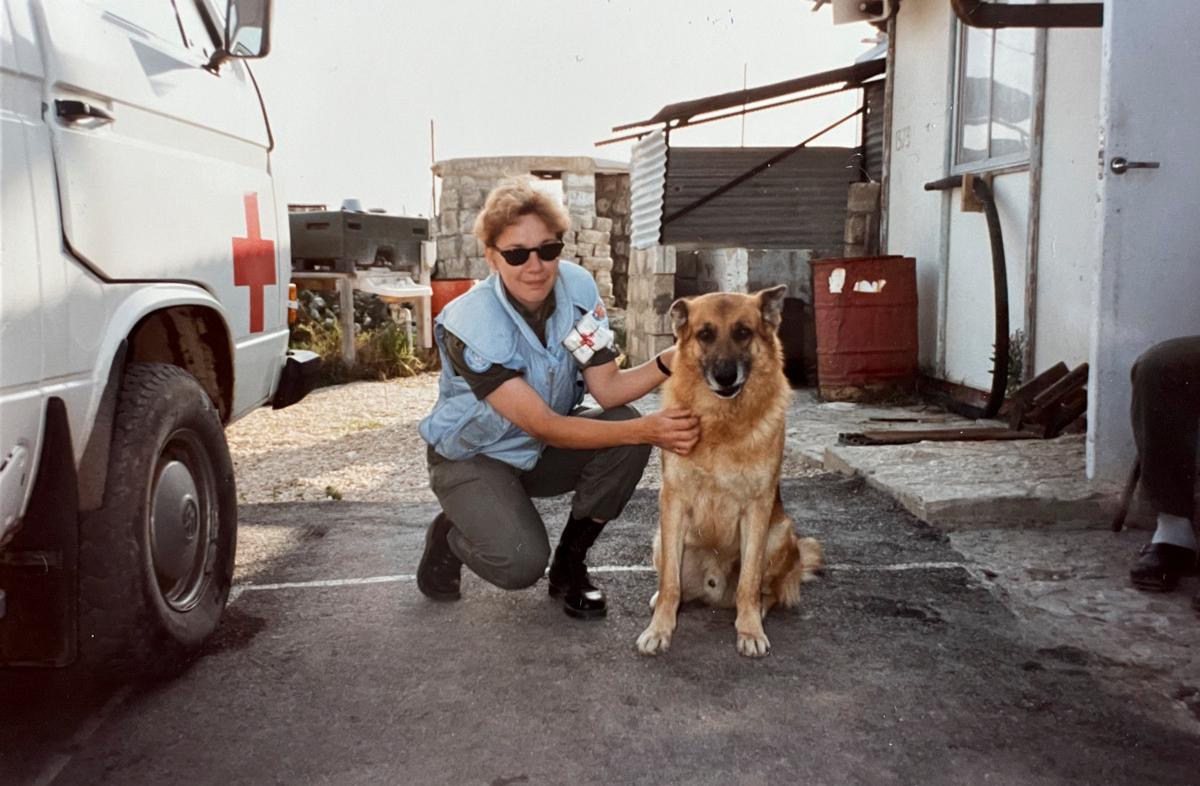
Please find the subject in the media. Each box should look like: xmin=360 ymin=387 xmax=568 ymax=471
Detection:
xmin=207 ymin=0 xmax=272 ymax=71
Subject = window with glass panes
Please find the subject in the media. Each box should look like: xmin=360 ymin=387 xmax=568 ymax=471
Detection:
xmin=955 ymin=23 xmax=1035 ymax=167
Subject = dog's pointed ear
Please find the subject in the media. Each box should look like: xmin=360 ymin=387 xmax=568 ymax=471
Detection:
xmin=669 ymin=298 xmax=690 ymax=336
xmin=758 ymin=285 xmax=787 ymax=330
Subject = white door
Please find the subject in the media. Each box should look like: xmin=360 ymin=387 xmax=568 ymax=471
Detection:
xmin=0 ymin=0 xmax=45 ymax=536
xmin=1088 ymin=1 xmax=1200 ymax=482
xmin=33 ymin=0 xmax=287 ymax=416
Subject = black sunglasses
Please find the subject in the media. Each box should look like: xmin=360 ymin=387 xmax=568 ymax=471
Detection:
xmin=497 ymin=240 xmax=564 ymax=267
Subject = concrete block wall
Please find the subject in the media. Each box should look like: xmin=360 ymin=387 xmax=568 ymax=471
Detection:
xmin=844 ymin=182 xmax=882 ymax=258
xmin=432 ymin=157 xmax=630 ymax=308
xmin=434 ymin=171 xmax=491 ymax=280
xmin=596 ymin=173 xmax=632 ymax=307
xmin=624 ymin=244 xmax=677 ymax=366
xmin=746 ymin=249 xmax=814 ymax=303
xmin=625 ymin=244 xmax=816 ymax=365
xmin=561 ymin=172 xmax=614 ymax=304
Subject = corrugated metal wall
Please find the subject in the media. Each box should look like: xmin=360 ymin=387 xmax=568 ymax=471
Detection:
xmin=863 ymin=81 xmax=886 ymax=183
xmin=629 ymin=131 xmax=668 ymax=250
xmin=661 ymin=146 xmax=857 ymax=253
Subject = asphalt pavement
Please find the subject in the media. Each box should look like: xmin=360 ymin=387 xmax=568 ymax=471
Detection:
xmin=3 ymin=475 xmax=1199 ymax=785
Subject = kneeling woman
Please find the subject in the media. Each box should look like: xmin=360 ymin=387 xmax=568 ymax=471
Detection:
xmin=418 ymin=179 xmax=699 ymax=618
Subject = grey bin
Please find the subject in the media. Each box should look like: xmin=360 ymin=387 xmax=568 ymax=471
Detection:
xmin=290 ymin=210 xmax=430 ymax=275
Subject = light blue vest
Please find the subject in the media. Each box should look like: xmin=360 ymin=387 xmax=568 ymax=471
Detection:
xmin=419 ymin=261 xmax=605 ymax=470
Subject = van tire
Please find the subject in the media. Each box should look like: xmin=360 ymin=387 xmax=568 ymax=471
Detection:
xmin=79 ymin=362 xmax=236 ymax=676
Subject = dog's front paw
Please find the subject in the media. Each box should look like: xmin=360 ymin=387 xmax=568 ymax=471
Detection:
xmin=736 ymin=631 xmax=771 ymax=658
xmin=636 ymin=624 xmax=673 ymax=655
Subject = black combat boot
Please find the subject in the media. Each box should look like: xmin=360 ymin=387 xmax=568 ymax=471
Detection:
xmin=417 ymin=513 xmax=463 ymax=601
xmin=547 ymin=514 xmax=607 ymax=619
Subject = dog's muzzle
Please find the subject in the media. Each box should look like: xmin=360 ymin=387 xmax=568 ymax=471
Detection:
xmin=705 ymin=359 xmax=747 ymax=399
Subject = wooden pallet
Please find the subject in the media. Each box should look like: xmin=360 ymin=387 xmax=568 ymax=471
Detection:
xmin=837 ymin=361 xmax=1089 ymax=447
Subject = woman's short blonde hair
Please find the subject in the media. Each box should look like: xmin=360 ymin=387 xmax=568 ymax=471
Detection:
xmin=473 ymin=177 xmax=571 ymax=249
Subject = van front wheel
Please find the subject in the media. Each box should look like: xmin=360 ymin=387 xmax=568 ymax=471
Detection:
xmin=79 ymin=363 xmax=236 ymax=675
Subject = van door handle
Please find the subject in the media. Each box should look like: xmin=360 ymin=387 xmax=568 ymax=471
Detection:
xmin=55 ymin=99 xmax=114 ymax=125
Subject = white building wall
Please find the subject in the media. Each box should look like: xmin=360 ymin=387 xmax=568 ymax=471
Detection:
xmin=887 ymin=0 xmax=1101 ymax=391
xmin=1034 ymin=25 xmax=1102 ymax=375
xmin=884 ymin=0 xmax=954 ymax=373
xmin=944 ymin=173 xmax=1030 ymax=389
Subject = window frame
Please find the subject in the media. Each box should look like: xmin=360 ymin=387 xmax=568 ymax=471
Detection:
xmin=950 ymin=21 xmax=1039 ymax=175
xmin=93 ymin=0 xmax=189 ymax=49
xmin=172 ymin=0 xmax=222 ymax=58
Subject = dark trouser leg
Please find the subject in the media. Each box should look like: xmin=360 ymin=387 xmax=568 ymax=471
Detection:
xmin=523 ymin=406 xmax=653 ymax=618
xmin=1128 ymin=337 xmax=1200 ymax=592
xmin=1131 ymin=337 xmax=1200 ymax=519
xmin=428 ymin=454 xmax=551 ymax=591
xmin=521 ymin=405 xmax=652 ymax=520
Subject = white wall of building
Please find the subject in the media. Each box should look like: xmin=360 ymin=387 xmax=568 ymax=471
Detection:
xmin=886 ymin=0 xmax=1101 ymax=392
xmin=884 ymin=0 xmax=954 ymax=373
xmin=943 ymin=172 xmax=1029 ymax=389
xmin=1034 ymin=25 xmax=1102 ymax=375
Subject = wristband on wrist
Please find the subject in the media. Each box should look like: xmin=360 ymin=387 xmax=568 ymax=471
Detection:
xmin=655 ymin=354 xmax=671 ymax=377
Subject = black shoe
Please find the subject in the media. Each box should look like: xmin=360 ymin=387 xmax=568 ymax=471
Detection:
xmin=417 ymin=513 xmax=462 ymax=601
xmin=1129 ymin=543 xmax=1197 ymax=592
xmin=547 ymin=515 xmax=607 ymax=620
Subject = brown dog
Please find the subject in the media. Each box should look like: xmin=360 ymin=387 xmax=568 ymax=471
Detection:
xmin=637 ymin=286 xmax=823 ymax=658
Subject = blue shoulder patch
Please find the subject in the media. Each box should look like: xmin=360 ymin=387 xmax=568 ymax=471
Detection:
xmin=463 ymin=345 xmax=493 ymax=373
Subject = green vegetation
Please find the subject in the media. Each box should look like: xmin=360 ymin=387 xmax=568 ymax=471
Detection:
xmin=289 ymin=289 xmax=432 ymax=385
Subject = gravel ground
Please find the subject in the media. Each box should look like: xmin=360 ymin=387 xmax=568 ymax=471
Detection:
xmin=226 ymin=375 xmax=440 ymax=505
xmin=226 ymin=373 xmax=819 ymax=505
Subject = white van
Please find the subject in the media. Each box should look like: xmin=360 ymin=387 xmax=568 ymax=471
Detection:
xmin=0 ymin=0 xmax=317 ymax=671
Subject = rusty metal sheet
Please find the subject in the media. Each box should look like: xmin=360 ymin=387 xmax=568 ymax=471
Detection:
xmin=661 ymin=146 xmax=855 ymax=252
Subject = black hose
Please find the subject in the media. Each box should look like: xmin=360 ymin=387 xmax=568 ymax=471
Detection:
xmin=921 ymin=174 xmax=1010 ymax=420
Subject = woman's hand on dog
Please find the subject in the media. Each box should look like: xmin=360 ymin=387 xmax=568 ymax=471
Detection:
xmin=643 ymin=408 xmax=700 ymax=455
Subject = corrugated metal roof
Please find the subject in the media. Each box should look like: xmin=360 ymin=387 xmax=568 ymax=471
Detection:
xmin=661 ymin=147 xmax=856 ymax=252
xmin=863 ymin=81 xmax=886 ymax=183
xmin=614 ymin=59 xmax=886 ymax=131
xmin=630 ymin=131 xmax=668 ymax=250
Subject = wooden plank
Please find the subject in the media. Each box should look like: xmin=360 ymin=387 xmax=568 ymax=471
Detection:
xmin=867 ymin=416 xmax=949 ymax=424
xmin=1046 ymin=388 xmax=1088 ymax=438
xmin=1008 ymin=361 xmax=1069 ymax=430
xmin=1030 ymin=362 xmax=1089 ymax=411
xmin=838 ymin=427 xmax=1040 ymax=446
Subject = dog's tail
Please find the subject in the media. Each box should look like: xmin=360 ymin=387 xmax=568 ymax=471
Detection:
xmin=796 ymin=537 xmax=824 ymax=583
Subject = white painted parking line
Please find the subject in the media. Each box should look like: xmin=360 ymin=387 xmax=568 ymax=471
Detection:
xmin=229 ymin=574 xmax=417 ymax=604
xmin=229 ymin=562 xmax=984 ymax=602
xmin=831 ymin=561 xmax=977 ymax=573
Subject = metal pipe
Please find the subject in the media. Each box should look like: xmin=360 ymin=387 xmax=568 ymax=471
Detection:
xmin=595 ymin=83 xmax=870 ymax=148
xmin=949 ymin=0 xmax=1102 ymax=29
xmin=974 ymin=175 xmax=1011 ymax=419
xmin=922 ymin=174 xmax=1010 ymax=419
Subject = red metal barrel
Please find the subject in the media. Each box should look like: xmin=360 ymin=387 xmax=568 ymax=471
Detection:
xmin=811 ymin=256 xmax=918 ymax=396
xmin=430 ymin=278 xmax=475 ymax=318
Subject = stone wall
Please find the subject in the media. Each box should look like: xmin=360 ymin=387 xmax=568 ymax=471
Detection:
xmin=624 ymin=245 xmax=677 ymax=366
xmin=431 ymin=157 xmax=629 ymax=308
xmin=561 ymin=172 xmax=614 ymax=305
xmin=844 ymin=182 xmax=882 ymax=258
xmin=433 ymin=172 xmax=490 ymax=280
xmin=625 ymin=244 xmax=816 ymax=366
xmin=595 ymin=173 xmax=632 ymax=307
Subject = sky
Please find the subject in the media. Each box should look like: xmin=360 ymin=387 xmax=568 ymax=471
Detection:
xmin=250 ymin=1 xmax=875 ymax=218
